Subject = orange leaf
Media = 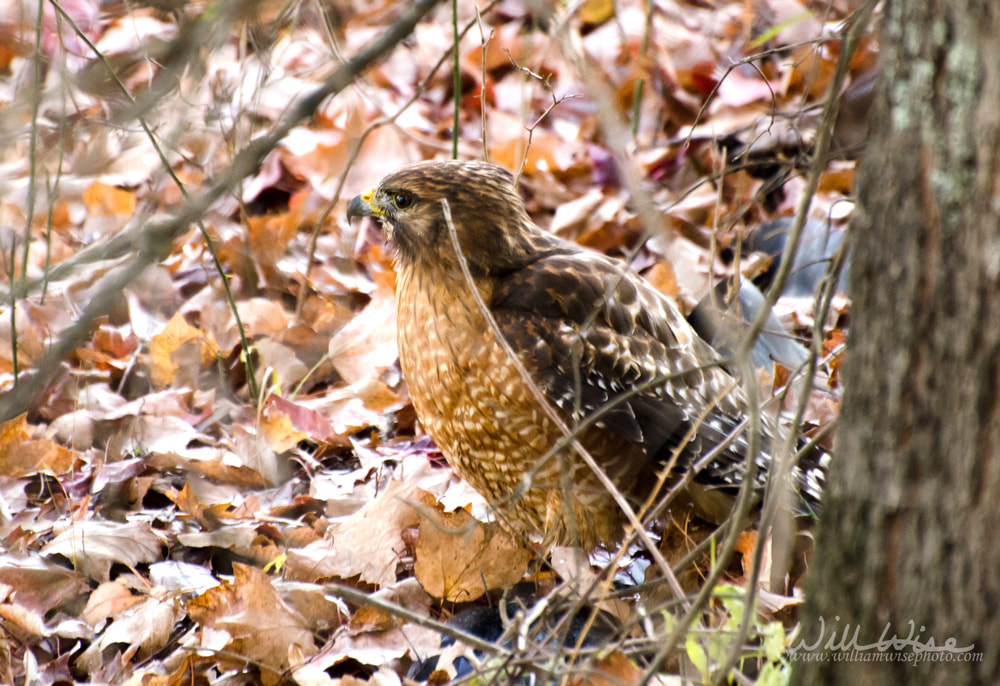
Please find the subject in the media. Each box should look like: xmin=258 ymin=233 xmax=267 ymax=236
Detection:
xmin=0 ymin=414 xmax=77 ymax=477
xmin=188 ymin=563 xmax=316 ymax=685
xmin=414 ymin=506 xmax=532 ymax=602
xmin=149 ymin=313 xmax=219 ymax=387
xmin=82 ymin=181 xmax=136 ymax=216
xmin=643 ymin=261 xmax=679 ymax=297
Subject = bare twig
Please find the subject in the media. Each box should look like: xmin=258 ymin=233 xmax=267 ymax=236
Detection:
xmin=451 ymin=0 xmax=461 ymax=159
xmin=544 ymin=7 xmax=818 ymax=679
xmin=505 ymin=52 xmax=579 ymax=184
xmin=477 ymin=9 xmax=494 ymax=162
xmin=629 ymin=0 xmax=654 ymax=138
xmin=322 ymin=581 xmax=506 ymax=658
xmin=10 ymin=0 xmax=47 ymax=383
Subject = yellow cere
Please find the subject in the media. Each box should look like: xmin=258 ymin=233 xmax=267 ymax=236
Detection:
xmin=360 ymin=187 xmax=385 ymax=217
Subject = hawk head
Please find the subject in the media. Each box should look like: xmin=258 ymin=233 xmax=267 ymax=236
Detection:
xmin=347 ymin=160 xmax=544 ymax=276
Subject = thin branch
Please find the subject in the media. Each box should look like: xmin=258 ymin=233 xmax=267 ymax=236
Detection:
xmin=11 ymin=0 xmax=47 ymax=384
xmin=477 ymin=10 xmax=494 ymax=162
xmin=451 ymin=0 xmax=461 ymax=159
xmin=322 ymin=581 xmax=506 ymax=658
xmin=637 ymin=356 xmax=763 ymax=685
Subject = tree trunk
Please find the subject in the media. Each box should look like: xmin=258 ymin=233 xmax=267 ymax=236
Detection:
xmin=792 ymin=1 xmax=1000 ymax=684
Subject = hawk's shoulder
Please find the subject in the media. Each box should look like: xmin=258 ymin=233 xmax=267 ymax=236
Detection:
xmin=491 ymin=237 xmax=685 ymax=346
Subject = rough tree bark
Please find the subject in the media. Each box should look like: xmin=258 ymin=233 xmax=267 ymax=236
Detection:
xmin=792 ymin=1 xmax=1000 ymax=684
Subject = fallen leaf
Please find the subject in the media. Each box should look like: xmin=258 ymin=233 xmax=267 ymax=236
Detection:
xmin=579 ymin=0 xmax=615 ymax=25
xmin=308 ymin=594 xmax=440 ymax=672
xmin=285 ymin=480 xmax=436 ymax=588
xmin=0 ymin=554 xmax=88 ymax=616
xmin=567 ymin=650 xmax=643 ymax=686
xmin=188 ymin=563 xmax=316 ymax=686
xmin=42 ymin=520 xmax=165 ymax=583
xmin=80 ymin=593 xmax=179 ymax=666
xmin=0 ymin=603 xmax=47 ymax=644
xmin=82 ymin=181 xmax=136 ymax=216
xmin=0 ymin=414 xmax=77 ymax=477
xmin=414 ymin=506 xmax=531 ymax=602
xmin=82 ymin=581 xmax=143 ymax=627
xmin=261 ymin=394 xmax=324 ymax=452
xmin=328 ymin=273 xmax=398 ymax=385
xmin=149 ymin=312 xmax=219 ymax=387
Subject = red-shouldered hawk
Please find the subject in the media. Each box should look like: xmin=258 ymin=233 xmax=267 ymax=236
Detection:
xmin=347 ymin=160 xmax=825 ymax=549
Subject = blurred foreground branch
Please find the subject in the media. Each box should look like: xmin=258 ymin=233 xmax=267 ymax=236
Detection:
xmin=0 ymin=0 xmax=440 ymax=422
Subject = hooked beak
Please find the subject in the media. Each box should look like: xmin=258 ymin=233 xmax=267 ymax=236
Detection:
xmin=347 ymin=187 xmax=377 ymax=222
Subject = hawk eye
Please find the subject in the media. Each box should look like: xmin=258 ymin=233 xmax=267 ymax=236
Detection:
xmin=392 ymin=192 xmax=413 ymax=209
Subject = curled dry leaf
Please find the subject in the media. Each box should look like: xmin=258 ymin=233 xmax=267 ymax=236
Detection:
xmin=81 ymin=181 xmax=136 ymax=217
xmin=299 ymin=377 xmax=405 ymax=442
xmin=414 ymin=506 xmax=532 ymax=602
xmin=145 ymin=451 xmax=269 ymax=489
xmin=307 ymin=582 xmax=440 ymax=672
xmin=75 ymin=592 xmax=180 ymax=672
xmin=260 ymin=395 xmax=315 ymax=453
xmin=254 ymin=338 xmax=311 ymax=391
xmin=188 ymin=563 xmax=316 ymax=686
xmin=0 ymin=554 xmax=89 ymax=616
xmin=0 ymin=413 xmax=77 ymax=477
xmin=285 ymin=480 xmax=437 ymax=588
xmin=149 ymin=312 xmax=220 ymax=387
xmin=247 ymin=206 xmax=302 ymax=279
xmin=566 ymin=651 xmax=644 ymax=686
xmin=327 ymin=272 xmax=399 ymax=385
xmin=261 ymin=394 xmax=331 ymax=451
xmin=42 ymin=520 xmax=165 ymax=583
xmin=82 ymin=580 xmax=143 ymax=627
xmin=0 ymin=603 xmax=47 ymax=645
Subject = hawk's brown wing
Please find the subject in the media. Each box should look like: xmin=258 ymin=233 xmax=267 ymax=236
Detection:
xmin=490 ymin=242 xmax=759 ymax=490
